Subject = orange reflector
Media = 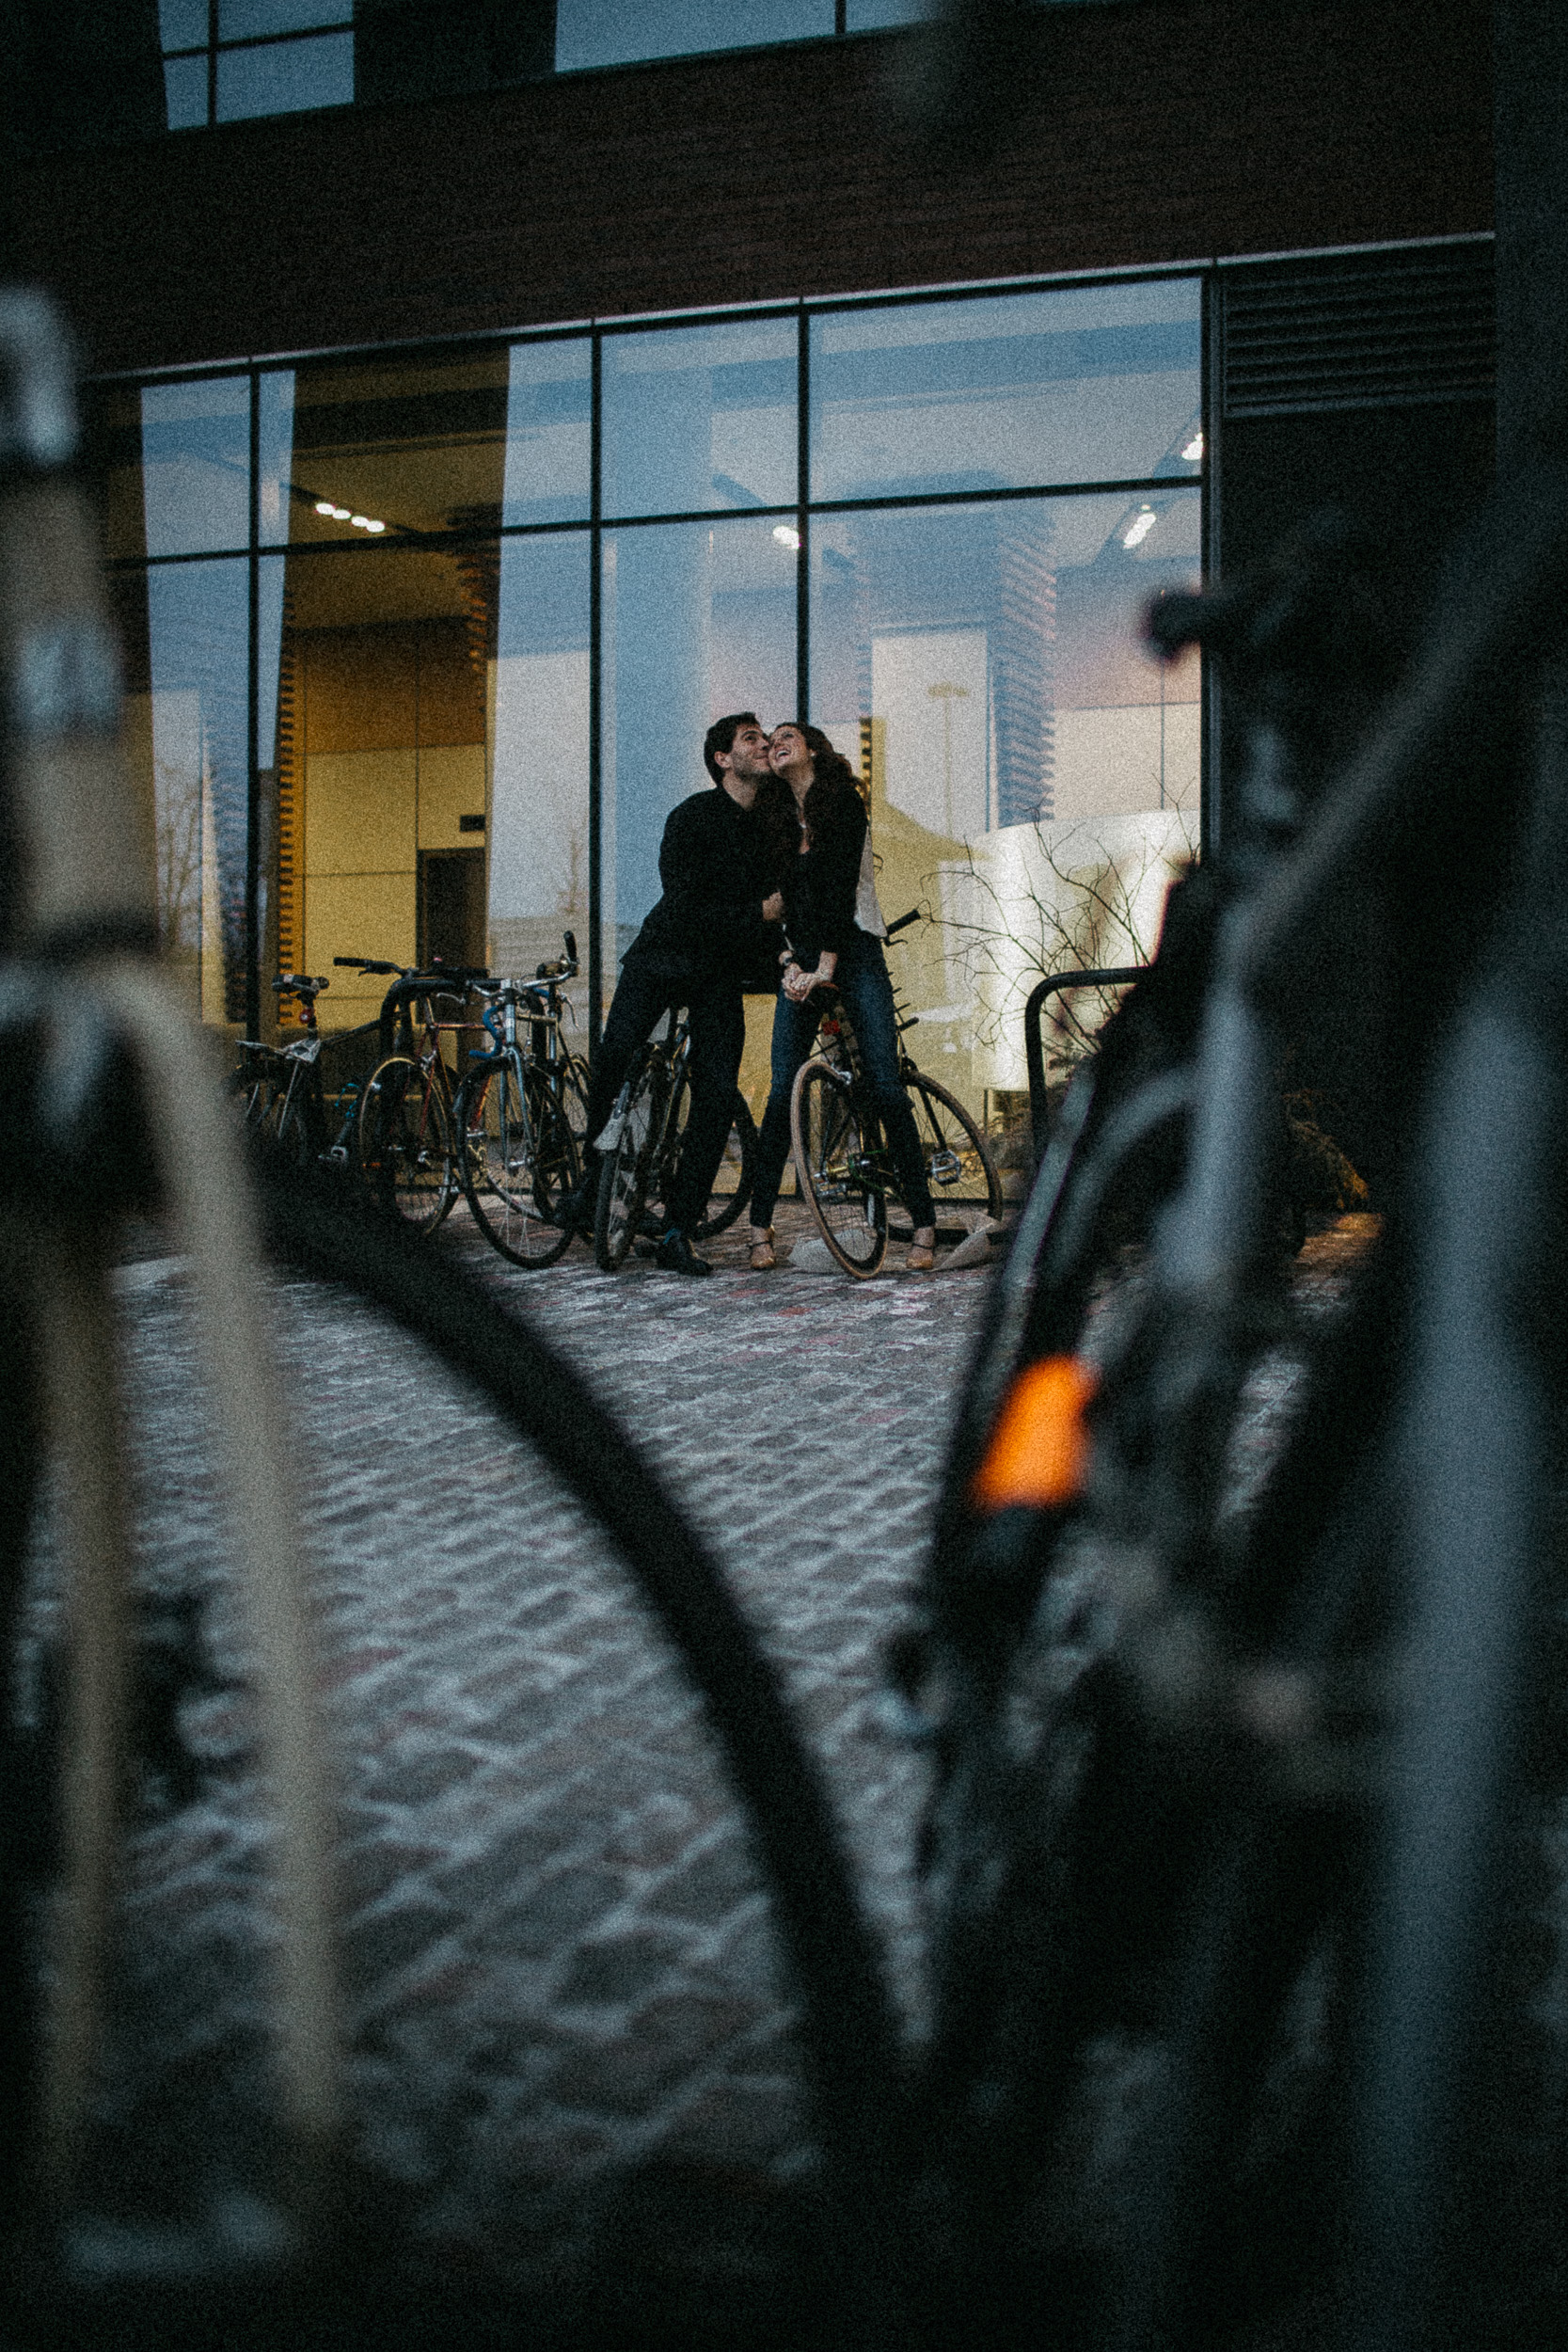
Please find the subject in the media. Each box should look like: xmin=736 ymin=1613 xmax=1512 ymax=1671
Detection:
xmin=970 ymin=1355 xmax=1098 ymax=1512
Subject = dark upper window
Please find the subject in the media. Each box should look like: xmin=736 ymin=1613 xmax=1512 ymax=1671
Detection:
xmin=159 ymin=0 xmax=354 ymax=128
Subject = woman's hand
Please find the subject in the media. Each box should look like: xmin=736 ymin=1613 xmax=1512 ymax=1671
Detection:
xmin=761 ymin=890 xmax=784 ymax=924
xmin=784 ymin=961 xmax=831 ymax=1003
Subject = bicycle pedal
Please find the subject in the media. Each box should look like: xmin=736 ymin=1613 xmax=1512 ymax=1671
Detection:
xmin=928 ymin=1152 xmax=962 ymax=1185
xmin=325 ymin=1146 xmax=350 ymax=1167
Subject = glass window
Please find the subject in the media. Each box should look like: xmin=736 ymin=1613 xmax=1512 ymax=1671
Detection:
xmin=847 ymin=0 xmax=932 ymax=24
xmin=216 ymin=29 xmax=353 ymax=119
xmin=811 ymin=487 xmax=1199 ymax=1102
xmin=220 ymin=0 xmax=350 ymax=33
xmin=602 ymin=516 xmax=797 ymax=960
xmin=283 ymin=349 xmax=509 ymax=546
xmin=163 ymin=54 xmax=209 ymax=127
xmin=810 ymin=281 xmax=1202 ymax=502
xmin=491 ymin=536 xmax=591 ymax=1016
xmin=259 ymin=372 xmax=295 ymax=547
xmin=602 ymin=319 xmax=797 ymax=520
xmin=270 ymin=540 xmax=496 ymax=1024
xmin=503 ymin=340 xmax=592 ymax=527
xmin=116 ymin=558 xmax=252 ymax=1022
xmin=139 ymin=377 xmax=250 ymax=558
xmin=556 ymin=0 xmax=832 ymax=74
xmin=160 ymin=0 xmax=208 ymax=47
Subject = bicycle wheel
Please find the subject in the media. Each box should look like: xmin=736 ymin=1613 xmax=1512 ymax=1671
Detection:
xmin=594 ymin=1060 xmax=661 ymax=1271
xmin=790 ymin=1060 xmax=888 ymax=1278
xmin=456 ymin=1060 xmax=578 ymax=1269
xmin=894 ymin=1072 xmax=1004 ymax=1242
xmin=660 ymin=1071 xmax=757 ymax=1238
xmin=230 ymin=1054 xmax=279 ymax=1136
xmin=560 ymin=1053 xmax=592 ymax=1146
xmin=358 ymin=1054 xmax=454 ymax=1233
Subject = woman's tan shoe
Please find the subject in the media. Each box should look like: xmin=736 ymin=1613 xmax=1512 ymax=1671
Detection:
xmin=749 ymin=1225 xmax=777 ymax=1270
xmin=906 ymin=1226 xmax=937 ymax=1273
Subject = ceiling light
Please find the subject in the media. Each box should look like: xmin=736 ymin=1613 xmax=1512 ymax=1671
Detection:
xmin=330 ymin=505 xmax=351 ymax=519
xmin=314 ymin=501 xmax=335 ymax=515
xmin=1123 ymin=507 xmax=1157 ymax=549
xmin=364 ymin=518 xmax=386 ymax=532
xmin=350 ymin=515 xmax=369 ymax=528
xmin=1181 ymin=431 xmax=1203 ymax=461
xmin=773 ymin=523 xmax=801 ymax=549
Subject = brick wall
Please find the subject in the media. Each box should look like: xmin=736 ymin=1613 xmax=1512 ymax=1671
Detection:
xmin=11 ymin=0 xmax=1491 ymax=374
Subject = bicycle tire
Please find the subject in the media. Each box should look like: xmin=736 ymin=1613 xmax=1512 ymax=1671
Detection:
xmin=456 ymin=1059 xmax=578 ymax=1269
xmin=594 ymin=1059 xmax=660 ymax=1271
xmin=790 ymin=1059 xmax=888 ymax=1279
xmin=358 ymin=1054 xmax=454 ymax=1233
xmin=560 ymin=1053 xmax=592 ymax=1146
xmin=660 ymin=1071 xmax=757 ymax=1238
xmin=267 ymin=1070 xmax=318 ymax=1174
xmin=894 ymin=1072 xmax=1004 ymax=1242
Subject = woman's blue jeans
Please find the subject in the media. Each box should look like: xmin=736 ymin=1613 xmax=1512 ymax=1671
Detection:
xmin=750 ymin=930 xmax=936 ymax=1232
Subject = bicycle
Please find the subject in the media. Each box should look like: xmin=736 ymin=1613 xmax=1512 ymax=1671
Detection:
xmin=593 ymin=1009 xmax=759 ymax=1271
xmin=232 ymin=974 xmax=362 ymax=1175
xmin=787 ymin=912 xmax=1003 ymax=1279
xmin=527 ymin=929 xmax=592 ymax=1148
xmin=879 ymin=500 xmax=1568 ymax=2351
xmin=451 ymin=975 xmax=580 ymax=1268
xmin=356 ymin=961 xmax=489 ymax=1234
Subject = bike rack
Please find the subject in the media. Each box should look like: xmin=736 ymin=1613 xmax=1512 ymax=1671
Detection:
xmin=1023 ymin=966 xmax=1144 ymax=1166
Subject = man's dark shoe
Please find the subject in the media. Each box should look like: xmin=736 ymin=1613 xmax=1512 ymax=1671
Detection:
xmin=654 ymin=1226 xmax=712 ymax=1277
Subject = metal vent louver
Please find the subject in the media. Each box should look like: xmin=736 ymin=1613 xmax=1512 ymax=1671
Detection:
xmin=1221 ymin=243 xmax=1495 ymax=419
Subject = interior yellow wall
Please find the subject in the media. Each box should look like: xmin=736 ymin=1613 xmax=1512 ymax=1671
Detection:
xmin=293 ymin=619 xmax=486 ymax=1029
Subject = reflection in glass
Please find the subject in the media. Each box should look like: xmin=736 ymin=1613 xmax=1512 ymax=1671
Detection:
xmin=602 ymin=517 xmax=796 ymax=959
xmin=259 ymin=372 xmax=295 ymax=546
xmin=811 ymin=489 xmax=1199 ymax=1101
xmin=216 ymin=29 xmax=353 ymax=119
xmin=810 ymin=279 xmax=1201 ymax=501
xmin=287 ymin=349 xmax=509 ymax=544
xmin=140 ymin=377 xmax=249 ymax=558
xmin=491 ymin=537 xmax=590 ymax=1014
xmin=220 ymin=0 xmax=350 ymax=34
xmin=163 ymin=54 xmax=208 ymax=126
xmin=160 ymin=0 xmax=208 ymax=47
xmin=126 ymin=559 xmax=252 ymax=1022
xmin=556 ymin=0 xmax=832 ymax=72
xmin=503 ymin=341 xmax=592 ymax=526
xmin=603 ymin=319 xmax=796 ymax=519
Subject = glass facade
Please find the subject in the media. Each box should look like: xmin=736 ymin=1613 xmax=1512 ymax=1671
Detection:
xmin=93 ymin=272 xmax=1204 ymax=1125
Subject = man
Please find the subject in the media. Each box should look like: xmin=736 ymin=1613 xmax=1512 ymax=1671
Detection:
xmin=569 ymin=712 xmax=783 ymax=1274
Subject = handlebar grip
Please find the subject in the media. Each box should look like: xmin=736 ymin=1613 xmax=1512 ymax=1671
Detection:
xmin=885 ymin=908 xmax=921 ymax=937
xmin=564 ymin=930 xmax=578 ymax=961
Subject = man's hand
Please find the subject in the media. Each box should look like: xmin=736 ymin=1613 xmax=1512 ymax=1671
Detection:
xmin=761 ymin=891 xmax=784 ymax=923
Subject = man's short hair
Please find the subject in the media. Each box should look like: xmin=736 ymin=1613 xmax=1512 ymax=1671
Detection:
xmin=704 ymin=711 xmax=760 ymax=784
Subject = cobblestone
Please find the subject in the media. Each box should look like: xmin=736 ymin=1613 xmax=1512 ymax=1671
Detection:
xmin=21 ymin=1196 xmax=999 ymax=2276
xmin=19 ymin=1202 xmax=1375 ymax=2286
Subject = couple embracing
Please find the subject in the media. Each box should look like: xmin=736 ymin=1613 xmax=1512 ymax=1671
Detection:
xmin=574 ymin=712 xmax=938 ymax=1276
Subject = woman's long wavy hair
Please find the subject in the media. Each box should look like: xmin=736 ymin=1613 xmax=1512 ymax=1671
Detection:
xmin=757 ymin=723 xmax=865 ymax=866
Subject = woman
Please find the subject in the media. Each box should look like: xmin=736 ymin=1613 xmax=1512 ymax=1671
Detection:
xmin=746 ymin=722 xmax=938 ymax=1272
